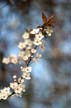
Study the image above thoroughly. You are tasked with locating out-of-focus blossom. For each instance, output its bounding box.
[0,87,11,100]
[9,55,17,64]
[22,32,30,39]
[2,57,10,64]
[31,48,36,54]
[18,42,25,49]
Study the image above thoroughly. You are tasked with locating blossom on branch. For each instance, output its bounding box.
[0,13,54,100]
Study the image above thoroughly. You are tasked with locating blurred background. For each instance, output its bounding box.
[0,0,71,108]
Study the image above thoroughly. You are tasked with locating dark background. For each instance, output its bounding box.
[0,0,71,108]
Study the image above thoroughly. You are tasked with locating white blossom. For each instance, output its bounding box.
[2,57,10,64]
[10,82,18,89]
[30,28,39,34]
[18,42,25,49]
[14,84,25,94]
[31,48,36,54]
[35,32,44,40]
[18,78,24,84]
[33,39,42,46]
[9,55,17,64]
[22,72,31,80]
[0,87,11,100]
[22,32,29,39]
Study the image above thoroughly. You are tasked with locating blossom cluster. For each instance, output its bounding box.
[0,24,53,100]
